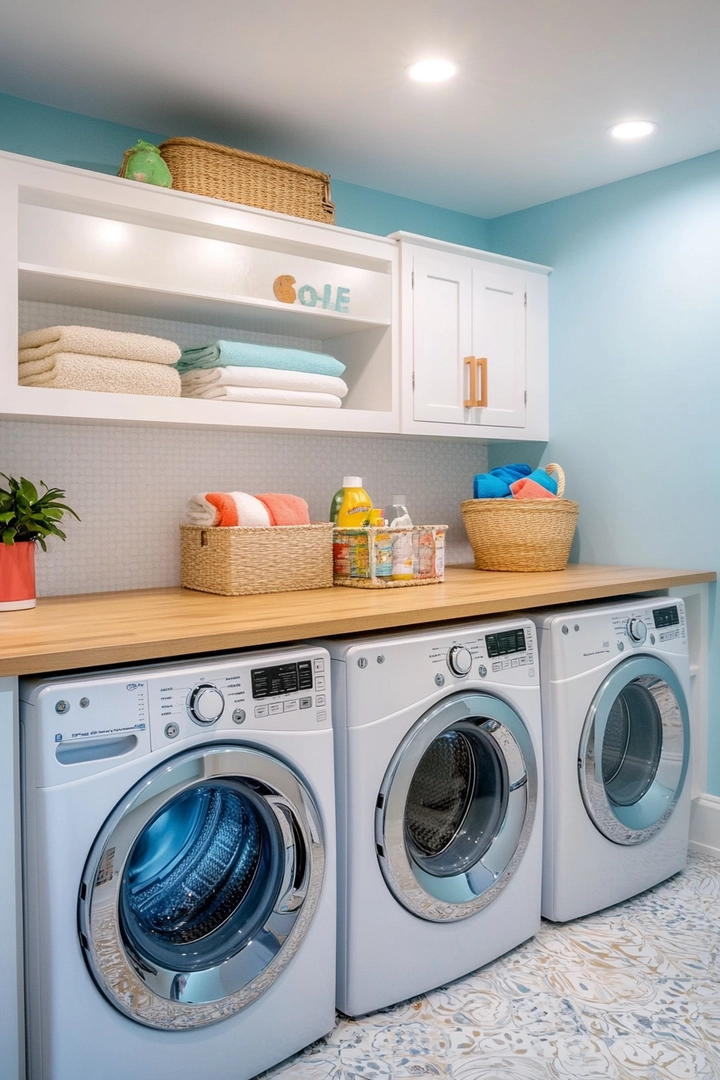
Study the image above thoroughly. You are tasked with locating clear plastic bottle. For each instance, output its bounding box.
[391,530,414,580]
[389,495,412,528]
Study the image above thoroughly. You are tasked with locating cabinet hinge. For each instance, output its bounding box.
[524,292,527,308]
[524,390,527,405]
[412,270,415,288]
[412,372,415,389]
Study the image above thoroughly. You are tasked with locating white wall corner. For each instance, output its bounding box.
[689,794,720,857]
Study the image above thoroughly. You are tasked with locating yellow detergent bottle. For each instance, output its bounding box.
[335,476,373,527]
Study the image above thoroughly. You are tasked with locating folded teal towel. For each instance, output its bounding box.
[177,340,346,377]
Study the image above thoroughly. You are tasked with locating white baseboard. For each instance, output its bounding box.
[689,794,720,857]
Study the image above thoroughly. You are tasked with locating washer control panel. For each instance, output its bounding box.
[616,602,684,649]
[148,652,327,746]
[20,647,331,782]
[425,622,535,683]
[547,598,687,679]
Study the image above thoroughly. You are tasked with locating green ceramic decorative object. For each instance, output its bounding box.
[119,140,173,188]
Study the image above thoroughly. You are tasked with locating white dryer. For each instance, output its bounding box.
[20,645,335,1080]
[323,618,543,1017]
[529,596,691,923]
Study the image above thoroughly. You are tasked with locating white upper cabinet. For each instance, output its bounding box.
[0,151,399,434]
[392,233,550,441]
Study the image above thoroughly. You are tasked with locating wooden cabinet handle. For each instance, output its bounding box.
[463,356,476,408]
[464,356,488,408]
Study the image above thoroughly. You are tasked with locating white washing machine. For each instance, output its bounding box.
[529,596,691,923]
[323,617,543,1017]
[20,645,336,1080]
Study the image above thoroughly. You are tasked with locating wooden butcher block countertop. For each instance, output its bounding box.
[0,564,714,677]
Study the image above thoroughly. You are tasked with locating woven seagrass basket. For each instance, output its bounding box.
[180,523,334,596]
[461,464,579,572]
[159,137,336,223]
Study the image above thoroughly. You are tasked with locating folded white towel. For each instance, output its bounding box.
[18,353,181,396]
[183,385,343,408]
[19,325,181,366]
[186,492,272,527]
[180,366,348,398]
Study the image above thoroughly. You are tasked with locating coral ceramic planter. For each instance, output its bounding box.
[0,541,36,610]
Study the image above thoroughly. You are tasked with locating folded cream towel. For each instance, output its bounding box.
[180,366,348,398]
[183,385,342,408]
[186,492,272,527]
[19,325,181,366]
[18,353,181,396]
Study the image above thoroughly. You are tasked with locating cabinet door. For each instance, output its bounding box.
[411,252,527,430]
[412,253,473,425]
[470,263,527,429]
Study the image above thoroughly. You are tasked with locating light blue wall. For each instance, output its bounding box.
[488,151,720,793]
[0,93,489,247]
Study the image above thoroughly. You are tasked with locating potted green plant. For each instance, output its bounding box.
[0,474,80,610]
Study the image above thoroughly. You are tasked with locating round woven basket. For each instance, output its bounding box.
[461,464,579,572]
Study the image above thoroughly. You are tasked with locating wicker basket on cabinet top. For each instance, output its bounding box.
[158,137,336,223]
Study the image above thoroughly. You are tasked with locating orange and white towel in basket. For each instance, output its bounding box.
[186,492,271,528]
[185,491,311,527]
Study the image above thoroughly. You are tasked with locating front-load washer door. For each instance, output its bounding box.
[578,656,690,845]
[375,691,538,923]
[78,743,324,1030]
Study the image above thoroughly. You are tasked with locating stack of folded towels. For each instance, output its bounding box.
[473,463,559,500]
[176,340,348,408]
[187,491,310,527]
[18,326,181,396]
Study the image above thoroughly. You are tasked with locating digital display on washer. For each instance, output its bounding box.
[485,628,527,658]
[251,661,313,699]
[653,606,679,629]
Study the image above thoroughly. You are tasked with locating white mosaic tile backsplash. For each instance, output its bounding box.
[7,302,486,596]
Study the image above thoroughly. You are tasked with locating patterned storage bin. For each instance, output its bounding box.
[333,525,447,588]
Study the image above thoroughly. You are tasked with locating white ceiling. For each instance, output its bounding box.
[2,0,720,218]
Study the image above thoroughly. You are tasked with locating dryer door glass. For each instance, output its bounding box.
[79,744,324,1030]
[578,656,690,845]
[376,691,538,923]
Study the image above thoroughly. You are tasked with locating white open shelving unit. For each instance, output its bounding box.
[1,151,399,434]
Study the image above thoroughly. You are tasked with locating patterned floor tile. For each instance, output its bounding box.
[263,852,720,1080]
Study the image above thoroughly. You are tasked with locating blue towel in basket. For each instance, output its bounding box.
[473,463,532,499]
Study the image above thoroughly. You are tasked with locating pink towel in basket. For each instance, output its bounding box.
[510,477,558,500]
[254,493,310,525]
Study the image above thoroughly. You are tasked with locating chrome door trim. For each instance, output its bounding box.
[78,744,324,1030]
[376,691,538,923]
[578,656,690,846]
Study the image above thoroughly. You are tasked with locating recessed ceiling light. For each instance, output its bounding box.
[407,59,458,83]
[609,120,657,141]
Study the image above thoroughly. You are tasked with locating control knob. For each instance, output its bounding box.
[187,683,225,725]
[626,617,647,645]
[447,644,473,677]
